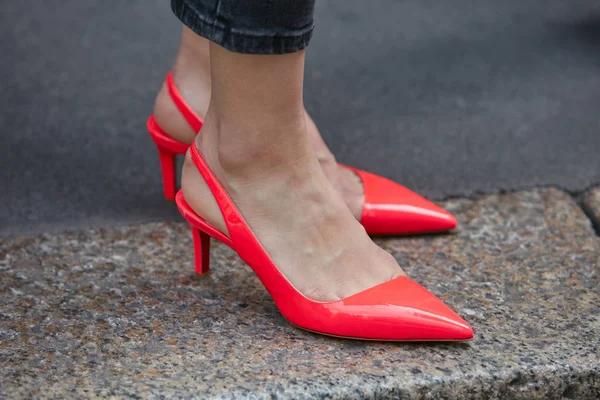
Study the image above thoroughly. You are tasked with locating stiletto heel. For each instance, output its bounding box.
[156,145,176,201]
[147,72,203,200]
[175,145,474,341]
[191,227,211,274]
[146,113,189,200]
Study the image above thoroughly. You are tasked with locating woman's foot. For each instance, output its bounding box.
[153,28,364,219]
[180,45,404,302]
[182,110,403,301]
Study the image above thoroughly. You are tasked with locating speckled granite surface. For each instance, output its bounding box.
[1,188,599,399]
[583,186,600,232]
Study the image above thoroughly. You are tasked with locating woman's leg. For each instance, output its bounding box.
[154,26,365,218]
[172,1,404,301]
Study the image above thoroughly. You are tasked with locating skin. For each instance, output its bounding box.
[155,29,405,301]
[153,27,365,219]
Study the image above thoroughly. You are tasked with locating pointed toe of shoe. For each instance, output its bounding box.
[349,276,473,341]
[344,166,457,235]
[305,276,474,341]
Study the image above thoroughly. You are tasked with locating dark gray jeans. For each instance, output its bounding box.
[171,0,316,54]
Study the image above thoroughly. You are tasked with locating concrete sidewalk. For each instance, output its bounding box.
[2,187,599,399]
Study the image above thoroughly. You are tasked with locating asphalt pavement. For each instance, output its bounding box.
[2,0,600,235]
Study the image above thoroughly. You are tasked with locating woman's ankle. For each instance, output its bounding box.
[181,106,321,237]
[196,106,314,180]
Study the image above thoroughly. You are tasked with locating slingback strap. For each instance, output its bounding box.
[166,71,204,133]
[188,145,249,247]
[187,144,295,293]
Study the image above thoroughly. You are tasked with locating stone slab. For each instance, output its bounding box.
[1,188,599,399]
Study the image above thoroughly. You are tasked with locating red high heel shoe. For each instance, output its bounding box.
[148,72,457,235]
[176,144,474,341]
[147,72,203,201]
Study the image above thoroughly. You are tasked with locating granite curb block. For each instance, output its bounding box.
[1,188,599,399]
[582,185,600,232]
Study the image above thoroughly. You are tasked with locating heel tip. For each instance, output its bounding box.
[193,271,211,280]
